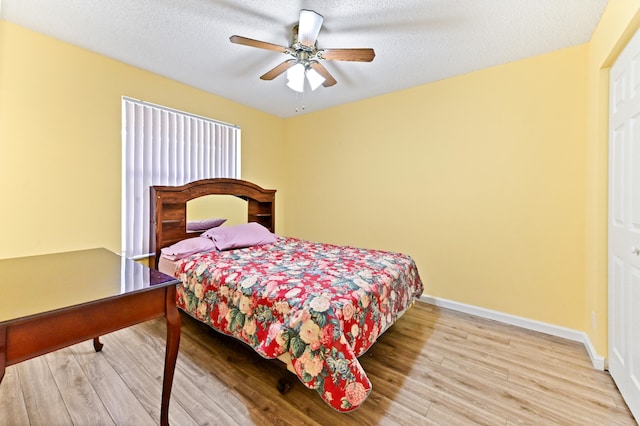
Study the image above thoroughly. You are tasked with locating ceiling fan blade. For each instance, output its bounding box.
[298,10,323,47]
[229,35,288,53]
[260,59,297,80]
[309,62,337,87]
[320,48,376,62]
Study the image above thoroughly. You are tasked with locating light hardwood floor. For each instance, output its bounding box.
[0,302,635,425]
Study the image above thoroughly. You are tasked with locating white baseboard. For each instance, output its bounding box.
[419,295,606,371]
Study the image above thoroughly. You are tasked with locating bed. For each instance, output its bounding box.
[150,178,424,412]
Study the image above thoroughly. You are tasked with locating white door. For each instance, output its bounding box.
[609,26,640,422]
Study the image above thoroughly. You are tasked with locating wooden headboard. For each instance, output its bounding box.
[150,178,276,268]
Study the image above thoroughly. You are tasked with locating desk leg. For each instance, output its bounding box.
[93,337,104,352]
[0,327,6,384]
[160,286,180,426]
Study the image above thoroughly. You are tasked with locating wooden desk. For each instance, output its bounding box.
[0,248,181,426]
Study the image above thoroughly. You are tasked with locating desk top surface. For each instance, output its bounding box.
[0,248,179,325]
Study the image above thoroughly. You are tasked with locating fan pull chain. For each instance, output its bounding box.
[294,88,306,113]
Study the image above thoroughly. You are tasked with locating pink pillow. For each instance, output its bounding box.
[202,222,277,250]
[187,218,226,232]
[160,237,217,261]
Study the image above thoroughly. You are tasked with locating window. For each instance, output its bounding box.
[122,97,240,259]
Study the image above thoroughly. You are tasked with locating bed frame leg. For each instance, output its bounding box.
[276,377,292,394]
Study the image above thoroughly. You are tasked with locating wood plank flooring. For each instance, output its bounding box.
[0,302,635,425]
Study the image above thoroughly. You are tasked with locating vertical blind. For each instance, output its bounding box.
[122,97,241,259]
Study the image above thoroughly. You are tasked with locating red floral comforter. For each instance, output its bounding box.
[174,237,423,412]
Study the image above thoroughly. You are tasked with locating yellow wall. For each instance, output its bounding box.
[585,0,640,355]
[0,20,286,259]
[283,45,588,330]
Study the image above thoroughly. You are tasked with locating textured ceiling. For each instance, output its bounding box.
[1,0,608,118]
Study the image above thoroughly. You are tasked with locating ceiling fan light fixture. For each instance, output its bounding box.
[286,62,305,92]
[297,10,323,46]
[230,9,374,90]
[306,67,325,91]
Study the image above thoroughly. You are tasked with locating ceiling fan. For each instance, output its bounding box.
[229,9,375,92]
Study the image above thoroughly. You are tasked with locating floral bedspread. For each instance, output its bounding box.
[174,237,424,412]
